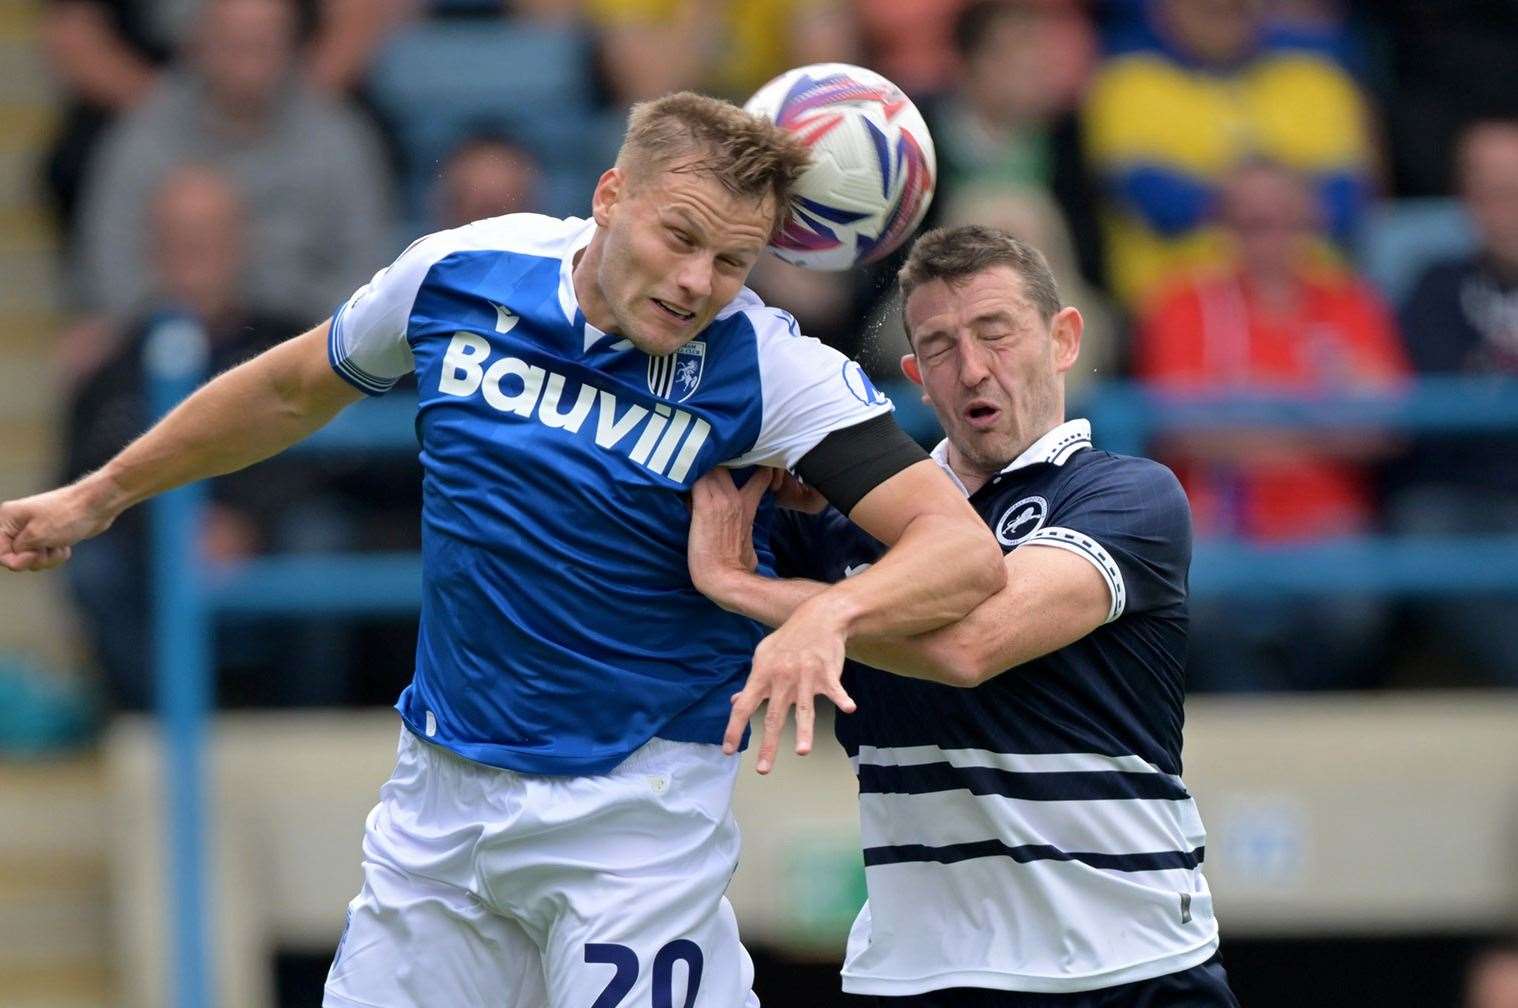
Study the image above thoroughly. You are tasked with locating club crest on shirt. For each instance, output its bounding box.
[648,342,705,402]
[996,496,1048,547]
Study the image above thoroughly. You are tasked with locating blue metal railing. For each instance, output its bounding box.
[144,319,214,1008]
[148,342,1518,1004]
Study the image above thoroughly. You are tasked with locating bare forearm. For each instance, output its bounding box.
[86,327,358,519]
[708,514,1001,645]
[708,570,827,628]
[707,542,1109,690]
[707,566,973,685]
[804,513,1003,640]
[42,4,158,109]
[705,511,1004,686]
[307,0,407,93]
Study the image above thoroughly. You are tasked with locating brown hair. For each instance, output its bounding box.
[898,225,1063,337]
[618,92,811,227]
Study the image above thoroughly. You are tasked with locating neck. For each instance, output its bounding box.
[175,289,233,325]
[962,90,1039,135]
[946,443,997,495]
[946,415,1066,495]
[571,232,615,332]
[210,97,270,136]
[1243,266,1298,312]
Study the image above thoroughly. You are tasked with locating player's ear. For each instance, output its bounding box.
[591,168,623,226]
[1050,306,1083,375]
[899,354,932,406]
[900,353,923,387]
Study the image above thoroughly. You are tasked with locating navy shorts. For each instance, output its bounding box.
[849,953,1240,1008]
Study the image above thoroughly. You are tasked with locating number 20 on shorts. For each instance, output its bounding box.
[586,940,704,1008]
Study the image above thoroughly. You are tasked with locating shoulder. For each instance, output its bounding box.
[398,214,588,272]
[1134,277,1211,366]
[98,77,187,154]
[1041,453,1192,584]
[293,89,386,146]
[1142,275,1209,319]
[136,74,196,122]
[448,212,589,259]
[713,288,801,340]
[711,291,847,370]
[1252,50,1361,100]
[1057,451,1190,521]
[1087,451,1185,496]
[1089,52,1184,101]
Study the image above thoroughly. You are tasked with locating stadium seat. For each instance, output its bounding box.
[367,21,618,228]
[1357,198,1476,308]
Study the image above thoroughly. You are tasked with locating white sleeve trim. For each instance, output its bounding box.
[328,299,402,395]
[1022,526,1126,623]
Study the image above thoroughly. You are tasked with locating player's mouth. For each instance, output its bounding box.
[652,298,696,324]
[963,400,1002,430]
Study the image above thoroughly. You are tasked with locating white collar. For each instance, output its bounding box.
[930,418,1093,494]
[554,218,620,353]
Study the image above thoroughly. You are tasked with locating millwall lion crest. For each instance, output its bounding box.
[996,496,1048,547]
[648,342,705,403]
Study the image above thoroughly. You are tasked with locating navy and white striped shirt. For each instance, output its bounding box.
[770,420,1219,995]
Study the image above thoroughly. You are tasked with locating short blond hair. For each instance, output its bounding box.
[618,92,811,226]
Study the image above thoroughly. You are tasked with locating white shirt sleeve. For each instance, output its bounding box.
[327,234,442,395]
[725,308,895,470]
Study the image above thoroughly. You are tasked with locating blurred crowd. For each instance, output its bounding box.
[33,0,1518,711]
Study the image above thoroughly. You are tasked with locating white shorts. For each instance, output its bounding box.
[324,728,759,1008]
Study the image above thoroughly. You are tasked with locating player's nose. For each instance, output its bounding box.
[675,254,714,304]
[958,336,992,385]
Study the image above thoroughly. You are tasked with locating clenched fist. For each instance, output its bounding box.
[0,480,119,572]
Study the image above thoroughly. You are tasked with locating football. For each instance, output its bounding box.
[744,63,937,271]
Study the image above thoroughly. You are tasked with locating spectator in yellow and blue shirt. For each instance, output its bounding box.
[1083,0,1374,308]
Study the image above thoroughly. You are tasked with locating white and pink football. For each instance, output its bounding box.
[744,63,937,271]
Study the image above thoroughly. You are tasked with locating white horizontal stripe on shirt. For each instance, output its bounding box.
[858,790,1206,861]
[854,744,1177,781]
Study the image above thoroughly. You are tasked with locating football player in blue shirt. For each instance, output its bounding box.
[0,95,1005,1007]
[688,225,1240,1006]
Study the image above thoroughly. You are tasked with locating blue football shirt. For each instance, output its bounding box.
[327,213,892,774]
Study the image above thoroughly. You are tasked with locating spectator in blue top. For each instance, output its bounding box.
[1390,117,1518,686]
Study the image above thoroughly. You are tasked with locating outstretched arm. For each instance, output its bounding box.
[0,321,362,572]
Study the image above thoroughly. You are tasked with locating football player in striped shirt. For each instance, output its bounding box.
[0,97,1007,1008]
[690,225,1239,1006]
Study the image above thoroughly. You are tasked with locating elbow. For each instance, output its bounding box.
[938,635,994,689]
[967,530,1007,599]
